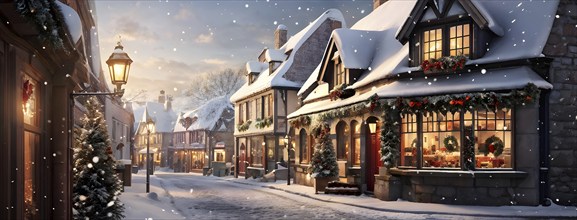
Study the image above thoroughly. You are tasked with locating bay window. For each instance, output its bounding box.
[399,109,512,170]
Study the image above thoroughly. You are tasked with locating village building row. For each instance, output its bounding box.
[232,0,576,207]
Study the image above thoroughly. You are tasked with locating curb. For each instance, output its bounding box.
[225,178,576,219]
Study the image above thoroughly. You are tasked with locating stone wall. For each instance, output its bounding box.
[542,0,577,206]
[284,19,341,83]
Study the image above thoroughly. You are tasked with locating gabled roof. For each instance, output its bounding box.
[396,0,504,44]
[133,102,177,134]
[230,9,346,103]
[265,49,287,62]
[174,96,233,132]
[292,0,558,118]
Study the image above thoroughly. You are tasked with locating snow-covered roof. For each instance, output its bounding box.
[246,61,267,74]
[297,0,558,105]
[298,63,321,96]
[350,0,558,89]
[289,66,552,119]
[174,96,233,132]
[331,29,381,69]
[230,9,346,103]
[56,1,82,43]
[265,49,287,62]
[134,102,177,133]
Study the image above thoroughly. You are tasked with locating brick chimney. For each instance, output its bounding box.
[373,0,388,10]
[158,90,166,103]
[274,24,287,49]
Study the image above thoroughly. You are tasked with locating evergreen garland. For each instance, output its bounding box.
[463,126,475,170]
[379,107,400,169]
[72,97,124,219]
[309,122,339,178]
[14,0,69,50]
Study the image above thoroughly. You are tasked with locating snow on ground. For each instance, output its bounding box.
[121,170,577,219]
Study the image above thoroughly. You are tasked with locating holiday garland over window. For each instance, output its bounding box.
[254,117,273,129]
[421,55,467,72]
[15,0,69,50]
[236,120,251,132]
[288,115,311,129]
[291,83,540,171]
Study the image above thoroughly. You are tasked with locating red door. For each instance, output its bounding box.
[239,144,246,173]
[366,124,382,192]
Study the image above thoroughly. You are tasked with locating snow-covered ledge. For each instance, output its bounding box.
[389,168,528,179]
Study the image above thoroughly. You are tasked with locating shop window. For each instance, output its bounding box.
[449,24,470,56]
[422,112,461,168]
[399,109,512,170]
[351,120,361,166]
[336,121,349,160]
[475,109,512,169]
[249,137,264,166]
[299,129,308,163]
[22,76,38,126]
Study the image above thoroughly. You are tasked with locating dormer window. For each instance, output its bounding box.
[421,22,471,63]
[334,58,345,86]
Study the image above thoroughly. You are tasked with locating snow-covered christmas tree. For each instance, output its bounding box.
[72,97,124,219]
[310,122,339,178]
[380,110,400,169]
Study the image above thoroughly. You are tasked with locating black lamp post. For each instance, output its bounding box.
[143,112,155,193]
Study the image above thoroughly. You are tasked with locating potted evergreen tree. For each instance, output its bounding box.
[72,97,124,219]
[309,122,339,194]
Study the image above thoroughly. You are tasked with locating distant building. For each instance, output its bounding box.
[133,90,177,168]
[230,9,345,178]
[105,97,134,164]
[171,96,234,173]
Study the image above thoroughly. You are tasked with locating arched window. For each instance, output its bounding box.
[336,121,349,160]
[299,129,308,163]
[351,120,361,166]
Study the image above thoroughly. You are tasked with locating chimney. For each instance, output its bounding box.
[274,25,287,49]
[164,95,172,111]
[158,90,166,103]
[373,0,388,10]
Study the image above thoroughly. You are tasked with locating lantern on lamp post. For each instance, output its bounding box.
[106,41,133,96]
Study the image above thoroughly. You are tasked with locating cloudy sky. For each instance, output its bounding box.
[94,0,372,102]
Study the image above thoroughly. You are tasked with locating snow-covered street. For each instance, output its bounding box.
[120,171,577,220]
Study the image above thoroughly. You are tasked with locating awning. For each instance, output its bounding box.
[289,66,551,118]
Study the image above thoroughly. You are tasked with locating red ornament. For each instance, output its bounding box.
[449,100,455,105]
[526,96,532,101]
[488,144,495,153]
[466,96,471,101]
[23,80,34,103]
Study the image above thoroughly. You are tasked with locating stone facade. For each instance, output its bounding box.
[284,19,342,83]
[542,0,577,206]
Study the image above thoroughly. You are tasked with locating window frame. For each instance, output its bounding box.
[334,58,345,87]
[415,19,473,66]
[398,109,515,171]
[299,129,309,164]
[336,121,349,161]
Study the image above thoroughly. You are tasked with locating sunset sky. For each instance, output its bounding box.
[94,0,372,102]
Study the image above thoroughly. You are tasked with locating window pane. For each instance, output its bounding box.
[475,110,512,169]
[423,28,442,60]
[400,114,418,167]
[24,131,39,218]
[336,122,349,160]
[422,112,461,168]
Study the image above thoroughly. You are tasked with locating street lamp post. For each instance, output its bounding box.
[284,135,291,185]
[143,115,155,193]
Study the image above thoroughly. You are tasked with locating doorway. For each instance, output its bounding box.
[365,117,380,192]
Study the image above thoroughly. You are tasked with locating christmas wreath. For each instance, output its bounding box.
[443,135,459,152]
[484,135,504,157]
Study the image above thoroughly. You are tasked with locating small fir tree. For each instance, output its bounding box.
[72,97,124,219]
[380,108,400,169]
[310,122,339,178]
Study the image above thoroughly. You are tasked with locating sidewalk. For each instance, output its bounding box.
[217,174,577,219]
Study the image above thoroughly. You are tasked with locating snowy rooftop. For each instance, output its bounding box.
[133,102,177,133]
[265,49,287,62]
[174,96,233,132]
[293,0,558,117]
[230,9,346,103]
